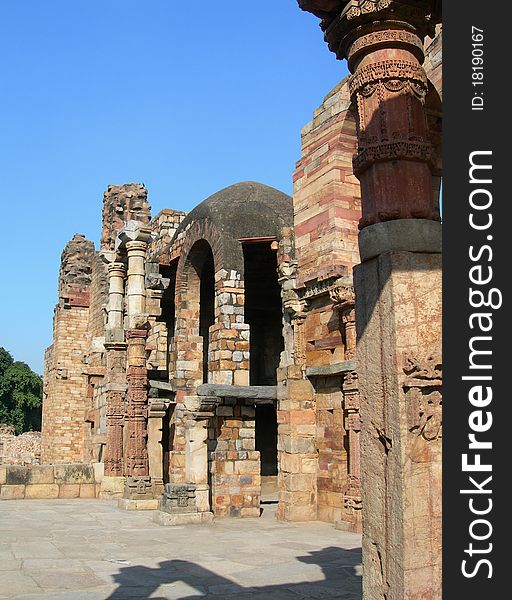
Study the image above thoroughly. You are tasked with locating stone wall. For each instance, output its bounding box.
[277,78,362,528]
[209,401,260,517]
[293,79,361,287]
[0,463,100,500]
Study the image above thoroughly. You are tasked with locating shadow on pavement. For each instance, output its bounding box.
[105,546,362,599]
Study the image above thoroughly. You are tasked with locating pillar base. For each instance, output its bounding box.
[99,476,125,499]
[123,476,153,500]
[118,498,159,511]
[153,510,214,526]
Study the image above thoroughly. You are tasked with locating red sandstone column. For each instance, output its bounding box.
[125,329,149,476]
[298,2,442,598]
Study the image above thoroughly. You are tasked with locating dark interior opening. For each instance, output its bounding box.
[197,244,215,384]
[243,242,283,385]
[256,404,278,476]
[159,261,178,360]
[162,406,172,484]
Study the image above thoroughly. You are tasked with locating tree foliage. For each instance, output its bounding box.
[0,347,42,434]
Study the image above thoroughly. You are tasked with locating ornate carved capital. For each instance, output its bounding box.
[317,1,441,61]
[283,289,308,318]
[330,277,355,311]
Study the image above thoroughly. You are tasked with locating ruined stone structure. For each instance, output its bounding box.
[40,3,442,597]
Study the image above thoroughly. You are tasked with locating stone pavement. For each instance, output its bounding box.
[0,499,362,599]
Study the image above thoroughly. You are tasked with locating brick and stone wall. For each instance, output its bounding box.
[209,401,260,517]
[293,79,361,287]
[42,235,95,464]
[277,79,362,528]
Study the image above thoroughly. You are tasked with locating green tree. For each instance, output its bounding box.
[0,347,42,434]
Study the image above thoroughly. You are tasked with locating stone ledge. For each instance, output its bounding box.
[197,384,277,400]
[0,463,100,500]
[305,359,357,377]
[117,498,159,511]
[153,510,214,526]
[359,219,442,262]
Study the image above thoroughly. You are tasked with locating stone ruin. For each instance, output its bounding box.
[30,3,443,598]
[0,426,41,465]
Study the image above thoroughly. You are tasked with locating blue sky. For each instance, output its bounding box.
[0,1,347,374]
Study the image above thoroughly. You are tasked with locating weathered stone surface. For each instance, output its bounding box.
[153,509,214,526]
[53,464,93,485]
[5,466,30,486]
[99,476,125,499]
[58,484,81,499]
[25,484,59,499]
[358,219,442,262]
[118,498,159,511]
[0,485,25,500]
[305,359,357,377]
[355,250,442,599]
[79,484,96,498]
[26,465,55,485]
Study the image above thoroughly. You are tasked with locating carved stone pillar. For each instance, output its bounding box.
[104,386,125,477]
[147,398,167,496]
[103,262,128,479]
[330,276,356,360]
[124,328,152,499]
[297,2,442,598]
[342,370,362,530]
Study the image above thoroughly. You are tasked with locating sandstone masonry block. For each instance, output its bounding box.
[25,484,60,499]
[0,484,25,499]
[27,465,55,485]
[59,484,81,499]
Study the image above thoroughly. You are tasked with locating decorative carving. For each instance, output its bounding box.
[403,354,442,441]
[302,275,341,300]
[347,29,423,65]
[349,60,428,96]
[104,342,127,477]
[331,279,356,359]
[282,289,307,317]
[345,0,391,20]
[124,475,152,500]
[330,279,355,310]
[125,364,150,476]
[353,140,436,176]
[344,475,362,511]
[159,483,197,514]
[278,260,298,283]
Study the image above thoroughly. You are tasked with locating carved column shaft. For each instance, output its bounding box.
[104,327,127,477]
[348,29,438,228]
[126,240,147,326]
[125,328,149,478]
[107,262,126,330]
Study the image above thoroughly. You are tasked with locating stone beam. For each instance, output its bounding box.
[196,384,277,400]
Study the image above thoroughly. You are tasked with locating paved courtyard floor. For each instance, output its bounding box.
[0,500,362,600]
